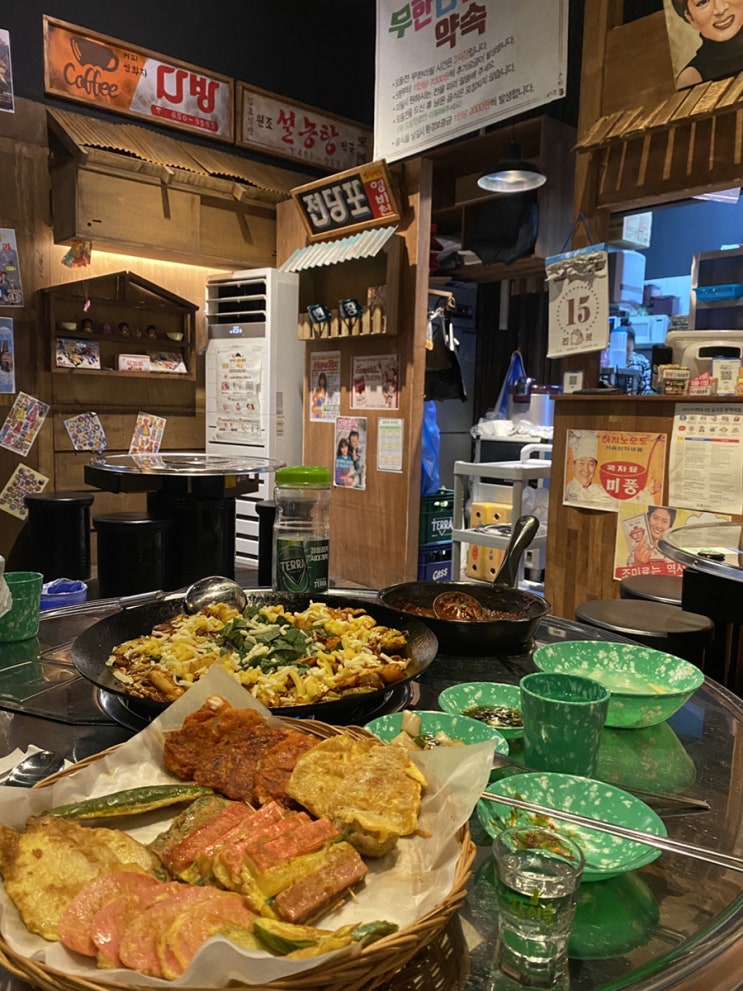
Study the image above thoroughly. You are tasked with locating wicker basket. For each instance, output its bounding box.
[0,720,476,991]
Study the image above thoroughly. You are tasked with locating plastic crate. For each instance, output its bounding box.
[419,488,454,546]
[418,544,453,582]
[695,284,743,301]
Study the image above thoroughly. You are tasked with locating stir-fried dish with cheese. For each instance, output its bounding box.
[106,600,412,707]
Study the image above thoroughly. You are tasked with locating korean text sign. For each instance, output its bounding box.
[291,161,402,241]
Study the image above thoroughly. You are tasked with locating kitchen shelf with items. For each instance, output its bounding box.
[690,247,743,331]
[41,271,197,380]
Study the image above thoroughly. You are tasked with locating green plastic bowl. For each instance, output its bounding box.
[365,709,509,754]
[437,682,524,739]
[532,641,704,729]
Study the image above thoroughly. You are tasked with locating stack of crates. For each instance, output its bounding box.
[418,488,454,581]
[466,500,513,581]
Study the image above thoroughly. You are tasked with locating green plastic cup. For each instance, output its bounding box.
[520,671,610,778]
[0,572,43,642]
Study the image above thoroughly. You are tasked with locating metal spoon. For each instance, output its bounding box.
[183,575,248,614]
[0,750,65,788]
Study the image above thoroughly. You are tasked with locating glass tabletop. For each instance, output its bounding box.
[659,521,743,582]
[88,452,283,477]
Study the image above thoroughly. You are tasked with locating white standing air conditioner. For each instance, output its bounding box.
[205,268,303,568]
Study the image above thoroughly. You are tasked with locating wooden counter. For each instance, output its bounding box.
[544,394,743,620]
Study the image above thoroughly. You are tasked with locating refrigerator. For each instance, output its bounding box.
[205,268,303,568]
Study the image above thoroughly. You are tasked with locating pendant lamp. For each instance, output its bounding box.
[477,141,546,194]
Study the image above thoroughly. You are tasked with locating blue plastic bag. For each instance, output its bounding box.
[421,400,441,495]
[493,350,526,419]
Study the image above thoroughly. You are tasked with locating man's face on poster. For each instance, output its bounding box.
[574,456,598,488]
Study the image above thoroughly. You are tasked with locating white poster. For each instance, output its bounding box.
[378,417,404,472]
[309,351,341,422]
[351,354,400,410]
[669,404,743,515]
[546,249,610,358]
[374,0,568,162]
[215,344,264,443]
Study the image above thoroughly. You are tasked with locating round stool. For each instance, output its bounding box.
[93,512,171,597]
[22,491,95,580]
[619,575,683,606]
[574,599,714,667]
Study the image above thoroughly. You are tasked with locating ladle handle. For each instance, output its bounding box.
[492,515,540,589]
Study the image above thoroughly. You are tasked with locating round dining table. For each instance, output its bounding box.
[0,591,741,991]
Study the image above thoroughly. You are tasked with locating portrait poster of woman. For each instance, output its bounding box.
[663,0,743,89]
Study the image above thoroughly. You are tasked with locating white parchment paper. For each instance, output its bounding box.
[0,665,494,986]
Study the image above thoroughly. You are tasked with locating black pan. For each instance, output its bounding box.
[71,590,439,723]
[378,515,550,655]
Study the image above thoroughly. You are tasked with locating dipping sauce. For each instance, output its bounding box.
[462,703,524,728]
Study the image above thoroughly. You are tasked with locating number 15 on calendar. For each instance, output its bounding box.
[546,249,610,359]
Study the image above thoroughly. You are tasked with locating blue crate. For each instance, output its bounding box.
[695,284,743,301]
[417,544,452,582]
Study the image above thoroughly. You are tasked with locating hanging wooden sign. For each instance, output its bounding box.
[291,160,403,242]
[43,16,234,142]
[546,247,610,359]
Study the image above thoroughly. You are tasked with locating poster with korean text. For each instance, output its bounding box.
[0,317,15,394]
[351,354,399,410]
[378,418,404,472]
[214,344,264,443]
[0,228,23,306]
[0,392,49,457]
[237,83,371,172]
[669,404,743,515]
[546,249,609,358]
[0,464,48,520]
[309,351,341,422]
[374,0,568,161]
[44,16,233,141]
[563,429,667,512]
[0,28,15,113]
[334,415,367,489]
[64,411,107,452]
[613,503,731,581]
[129,412,166,454]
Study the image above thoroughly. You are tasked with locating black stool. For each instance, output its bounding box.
[93,512,171,597]
[575,599,715,667]
[619,575,683,606]
[18,491,95,580]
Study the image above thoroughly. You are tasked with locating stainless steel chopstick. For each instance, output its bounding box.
[481,791,743,874]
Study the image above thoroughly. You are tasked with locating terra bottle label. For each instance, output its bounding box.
[275,538,329,593]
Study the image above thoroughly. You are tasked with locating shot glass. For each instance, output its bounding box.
[520,672,610,777]
[489,825,585,990]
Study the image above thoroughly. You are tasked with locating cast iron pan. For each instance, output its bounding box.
[378,516,550,655]
[71,590,439,723]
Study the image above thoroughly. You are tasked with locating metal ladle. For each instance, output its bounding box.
[432,515,541,621]
[183,575,248,615]
[0,750,65,788]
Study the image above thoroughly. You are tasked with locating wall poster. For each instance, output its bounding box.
[0,28,15,114]
[0,317,15,394]
[374,0,568,162]
[662,0,743,90]
[668,404,743,515]
[351,354,399,410]
[546,248,609,358]
[378,417,404,473]
[334,415,367,489]
[563,429,667,511]
[0,228,23,306]
[43,16,234,141]
[309,351,341,422]
[214,344,264,443]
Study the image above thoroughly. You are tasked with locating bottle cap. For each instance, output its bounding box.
[275,465,331,487]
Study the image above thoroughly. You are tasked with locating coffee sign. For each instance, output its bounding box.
[43,16,234,142]
[291,160,403,242]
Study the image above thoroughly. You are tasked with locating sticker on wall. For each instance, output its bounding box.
[61,239,92,268]
[351,354,399,410]
[334,415,367,489]
[563,429,667,511]
[0,392,50,457]
[0,464,49,519]
[129,411,166,454]
[0,29,15,114]
[310,351,340,421]
[64,411,107,452]
[0,317,15,394]
[0,228,23,306]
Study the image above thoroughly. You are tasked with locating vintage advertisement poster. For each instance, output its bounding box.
[43,16,234,141]
[374,0,568,162]
[668,404,743,515]
[309,351,341,422]
[0,464,49,520]
[351,354,399,410]
[377,417,404,473]
[0,29,15,114]
[0,392,49,457]
[56,338,100,369]
[129,411,166,454]
[334,415,367,489]
[662,0,743,90]
[613,503,732,581]
[0,228,23,306]
[64,411,107,452]
[0,317,15,394]
[237,83,371,172]
[563,429,667,512]
[215,344,264,443]
[546,249,610,358]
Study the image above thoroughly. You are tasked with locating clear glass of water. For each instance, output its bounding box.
[489,825,585,990]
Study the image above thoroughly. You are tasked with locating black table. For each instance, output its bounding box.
[1,595,741,991]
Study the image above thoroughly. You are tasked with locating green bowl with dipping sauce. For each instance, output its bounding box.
[437,682,524,739]
[477,770,666,881]
[365,709,509,754]
[532,641,704,729]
